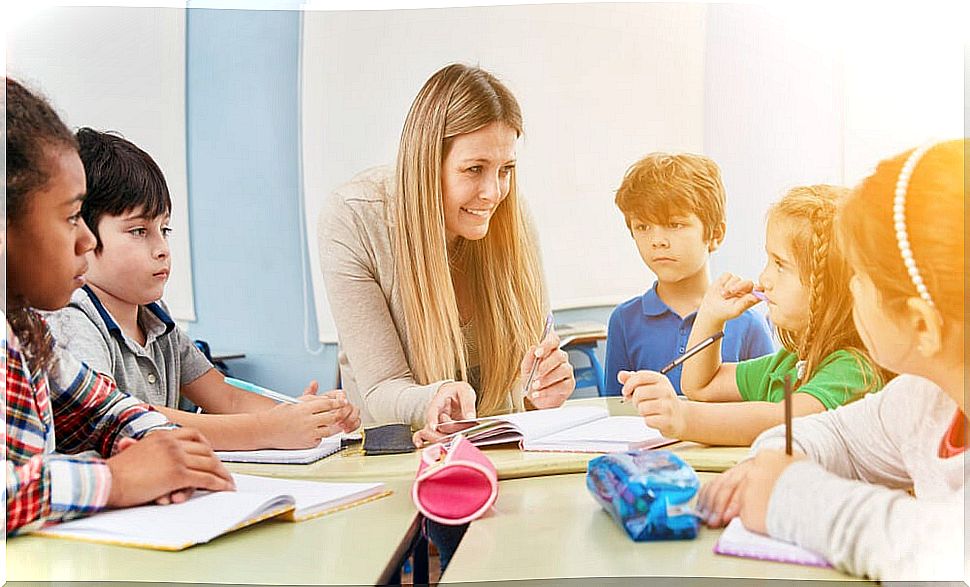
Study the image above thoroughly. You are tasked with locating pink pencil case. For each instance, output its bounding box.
[411,434,498,525]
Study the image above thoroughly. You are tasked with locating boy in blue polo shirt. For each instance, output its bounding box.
[46,128,360,450]
[605,152,774,395]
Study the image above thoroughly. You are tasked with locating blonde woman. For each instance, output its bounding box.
[318,64,576,449]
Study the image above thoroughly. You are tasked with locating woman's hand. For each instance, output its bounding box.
[620,370,688,439]
[412,381,477,447]
[699,272,762,325]
[520,329,574,409]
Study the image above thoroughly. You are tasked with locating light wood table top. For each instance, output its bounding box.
[226,397,749,482]
[6,480,417,586]
[443,473,872,583]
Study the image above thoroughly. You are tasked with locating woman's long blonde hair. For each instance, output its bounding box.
[393,63,545,416]
[768,186,889,390]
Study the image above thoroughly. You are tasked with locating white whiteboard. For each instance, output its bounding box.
[302,3,708,342]
[7,6,196,321]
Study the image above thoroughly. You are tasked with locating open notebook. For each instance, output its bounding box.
[215,435,343,464]
[714,518,831,568]
[437,405,675,453]
[33,474,388,551]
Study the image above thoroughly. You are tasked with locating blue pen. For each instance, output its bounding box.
[225,377,299,404]
[522,313,555,399]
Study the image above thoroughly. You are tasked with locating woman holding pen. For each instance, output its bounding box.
[318,64,576,448]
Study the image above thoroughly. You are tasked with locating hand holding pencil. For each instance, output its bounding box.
[520,313,575,409]
[619,370,688,439]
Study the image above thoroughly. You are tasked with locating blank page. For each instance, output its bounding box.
[523,416,673,452]
[35,490,291,550]
[714,518,831,568]
[233,474,385,520]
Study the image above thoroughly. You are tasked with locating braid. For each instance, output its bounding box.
[769,185,884,392]
[798,199,836,386]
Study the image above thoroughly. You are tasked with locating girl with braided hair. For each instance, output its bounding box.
[620,185,887,447]
[696,140,965,581]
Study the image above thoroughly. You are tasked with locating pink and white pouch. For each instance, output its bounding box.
[411,434,498,525]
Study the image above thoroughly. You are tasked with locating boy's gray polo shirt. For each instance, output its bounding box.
[45,286,212,408]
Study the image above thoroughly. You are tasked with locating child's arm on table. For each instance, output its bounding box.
[622,370,825,446]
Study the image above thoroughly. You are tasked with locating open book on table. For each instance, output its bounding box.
[33,474,388,551]
[436,405,675,453]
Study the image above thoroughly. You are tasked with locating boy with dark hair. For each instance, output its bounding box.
[605,152,774,395]
[46,128,360,450]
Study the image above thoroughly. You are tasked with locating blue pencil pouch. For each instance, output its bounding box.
[586,450,700,541]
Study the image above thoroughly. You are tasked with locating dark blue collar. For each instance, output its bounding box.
[81,285,175,337]
[640,282,673,317]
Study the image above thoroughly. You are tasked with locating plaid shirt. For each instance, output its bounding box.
[4,315,175,534]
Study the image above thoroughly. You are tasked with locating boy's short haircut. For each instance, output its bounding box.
[614,152,726,241]
[76,128,172,253]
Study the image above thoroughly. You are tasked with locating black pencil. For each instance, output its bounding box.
[659,331,725,375]
[784,374,793,455]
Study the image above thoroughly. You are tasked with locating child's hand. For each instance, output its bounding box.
[699,273,763,324]
[106,428,235,508]
[696,459,754,528]
[264,393,356,449]
[738,450,805,534]
[319,389,361,433]
[114,437,194,505]
[413,381,477,448]
[520,329,575,409]
[696,450,805,531]
[619,370,688,439]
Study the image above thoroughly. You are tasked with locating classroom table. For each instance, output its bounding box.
[225,396,750,482]
[6,480,418,586]
[442,473,873,584]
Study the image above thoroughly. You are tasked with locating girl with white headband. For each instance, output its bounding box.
[698,139,966,580]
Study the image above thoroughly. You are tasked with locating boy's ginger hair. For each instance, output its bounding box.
[614,152,726,242]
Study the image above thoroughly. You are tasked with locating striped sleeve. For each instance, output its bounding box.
[49,343,175,456]
[5,453,112,534]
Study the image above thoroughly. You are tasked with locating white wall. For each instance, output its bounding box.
[7,6,197,321]
[302,3,708,342]
[704,3,966,282]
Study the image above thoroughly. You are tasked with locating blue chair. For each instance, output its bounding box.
[557,322,608,396]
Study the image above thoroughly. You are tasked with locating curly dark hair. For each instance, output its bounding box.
[5,77,79,373]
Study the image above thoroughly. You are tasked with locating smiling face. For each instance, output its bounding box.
[630,212,718,284]
[758,216,811,332]
[440,121,518,243]
[5,147,96,310]
[85,208,172,305]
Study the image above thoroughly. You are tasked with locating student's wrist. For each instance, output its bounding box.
[692,310,726,338]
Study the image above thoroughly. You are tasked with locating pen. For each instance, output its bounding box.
[620,331,726,403]
[784,374,793,455]
[659,331,725,375]
[523,313,555,399]
[225,377,299,404]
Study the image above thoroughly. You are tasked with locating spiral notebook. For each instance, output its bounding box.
[215,435,343,464]
[714,518,831,568]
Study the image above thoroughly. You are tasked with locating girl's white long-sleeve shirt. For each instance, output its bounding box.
[751,374,966,581]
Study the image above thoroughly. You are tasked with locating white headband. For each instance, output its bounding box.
[892,142,936,307]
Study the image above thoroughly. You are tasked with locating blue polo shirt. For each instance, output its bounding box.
[605,282,775,396]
